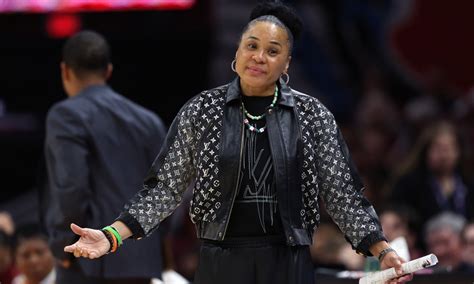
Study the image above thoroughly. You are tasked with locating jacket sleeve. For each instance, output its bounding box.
[117,97,200,238]
[44,105,92,260]
[315,109,385,256]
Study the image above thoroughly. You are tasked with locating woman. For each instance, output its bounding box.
[64,2,411,283]
[390,121,474,230]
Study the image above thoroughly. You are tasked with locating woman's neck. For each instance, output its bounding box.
[240,81,275,97]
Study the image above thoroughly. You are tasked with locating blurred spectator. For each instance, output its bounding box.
[424,212,474,273]
[310,223,344,269]
[0,212,15,236]
[379,205,422,260]
[462,222,474,266]
[389,121,474,228]
[310,222,364,271]
[352,74,401,208]
[12,224,55,284]
[336,243,365,271]
[0,230,19,284]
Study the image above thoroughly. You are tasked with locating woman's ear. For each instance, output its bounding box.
[60,62,69,81]
[285,56,292,73]
[105,64,113,80]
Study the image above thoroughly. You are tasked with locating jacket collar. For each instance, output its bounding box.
[74,84,111,98]
[225,77,294,107]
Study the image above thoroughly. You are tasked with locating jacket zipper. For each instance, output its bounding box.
[221,110,245,239]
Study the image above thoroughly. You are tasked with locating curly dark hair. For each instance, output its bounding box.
[239,1,303,53]
[249,1,302,40]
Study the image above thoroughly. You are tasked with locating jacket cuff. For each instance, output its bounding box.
[116,212,145,239]
[355,231,386,257]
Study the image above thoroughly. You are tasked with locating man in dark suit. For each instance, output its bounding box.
[44,30,167,284]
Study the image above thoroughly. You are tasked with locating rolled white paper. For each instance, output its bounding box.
[359,254,438,284]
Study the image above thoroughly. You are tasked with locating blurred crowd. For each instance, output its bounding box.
[309,100,474,275]
[291,0,474,277]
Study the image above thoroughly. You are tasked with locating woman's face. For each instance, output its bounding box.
[426,131,459,174]
[235,21,291,89]
[15,238,54,282]
[426,227,463,268]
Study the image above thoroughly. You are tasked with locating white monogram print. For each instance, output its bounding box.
[125,84,380,248]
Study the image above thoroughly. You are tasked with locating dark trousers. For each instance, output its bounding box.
[56,263,151,284]
[194,237,315,284]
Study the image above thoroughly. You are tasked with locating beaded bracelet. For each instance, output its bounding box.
[101,229,117,253]
[102,226,123,247]
[378,247,396,262]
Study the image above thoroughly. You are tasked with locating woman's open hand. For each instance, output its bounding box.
[64,223,110,259]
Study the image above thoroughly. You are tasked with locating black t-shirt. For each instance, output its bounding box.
[225,94,284,238]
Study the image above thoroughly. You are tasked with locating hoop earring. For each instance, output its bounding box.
[280,72,289,84]
[231,60,237,72]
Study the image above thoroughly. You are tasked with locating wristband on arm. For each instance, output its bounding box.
[101,226,123,253]
[101,229,117,253]
[103,226,123,246]
[378,247,396,262]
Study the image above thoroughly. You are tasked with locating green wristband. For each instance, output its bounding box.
[103,226,122,246]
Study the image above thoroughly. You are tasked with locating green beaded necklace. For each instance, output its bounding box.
[241,86,278,121]
[241,85,279,133]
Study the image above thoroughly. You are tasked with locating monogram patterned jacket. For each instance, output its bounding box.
[118,78,385,255]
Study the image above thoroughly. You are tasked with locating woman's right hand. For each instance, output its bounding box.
[64,223,110,259]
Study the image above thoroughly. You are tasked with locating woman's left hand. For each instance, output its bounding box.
[379,251,413,284]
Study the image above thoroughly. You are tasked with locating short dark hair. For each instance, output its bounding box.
[0,229,11,248]
[62,30,111,79]
[13,224,48,253]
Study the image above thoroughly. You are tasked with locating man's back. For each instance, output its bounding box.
[44,84,167,279]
